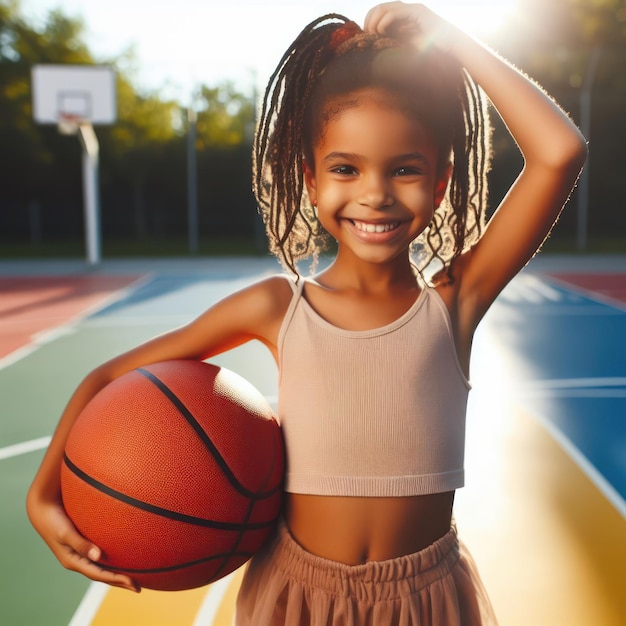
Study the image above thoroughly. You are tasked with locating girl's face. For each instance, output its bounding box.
[304,89,449,268]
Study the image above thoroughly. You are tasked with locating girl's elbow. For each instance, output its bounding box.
[552,138,588,191]
[560,125,588,170]
[568,132,589,171]
[537,132,587,175]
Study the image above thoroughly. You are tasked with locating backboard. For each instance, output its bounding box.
[31,64,116,125]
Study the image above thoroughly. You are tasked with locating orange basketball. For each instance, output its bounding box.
[61,360,284,591]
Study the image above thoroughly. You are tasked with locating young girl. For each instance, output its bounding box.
[27,3,587,624]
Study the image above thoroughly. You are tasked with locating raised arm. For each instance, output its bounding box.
[365,2,588,319]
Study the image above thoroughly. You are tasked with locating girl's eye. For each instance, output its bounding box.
[394,166,421,177]
[330,165,357,176]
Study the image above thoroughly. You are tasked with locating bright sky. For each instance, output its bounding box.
[20,0,518,103]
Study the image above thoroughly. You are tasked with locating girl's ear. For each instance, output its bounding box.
[434,162,452,208]
[303,158,317,206]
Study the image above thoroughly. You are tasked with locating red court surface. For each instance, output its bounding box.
[0,276,141,360]
[548,273,626,304]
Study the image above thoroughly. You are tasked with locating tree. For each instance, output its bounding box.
[487,0,626,243]
[194,82,256,148]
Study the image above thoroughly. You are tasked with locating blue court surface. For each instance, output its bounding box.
[1,255,624,625]
[486,270,625,516]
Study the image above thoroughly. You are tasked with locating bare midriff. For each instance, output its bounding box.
[284,491,455,565]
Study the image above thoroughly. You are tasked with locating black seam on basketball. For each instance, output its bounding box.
[63,453,275,531]
[211,480,258,581]
[102,550,254,575]
[210,426,283,581]
[136,367,281,499]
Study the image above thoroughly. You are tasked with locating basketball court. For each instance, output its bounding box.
[1,255,625,625]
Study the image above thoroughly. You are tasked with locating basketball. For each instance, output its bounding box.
[60,360,284,591]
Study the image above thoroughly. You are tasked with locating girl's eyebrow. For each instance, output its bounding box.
[393,152,432,166]
[321,151,359,165]
[321,151,432,165]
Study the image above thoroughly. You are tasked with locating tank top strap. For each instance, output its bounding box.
[284,275,304,295]
[277,276,305,361]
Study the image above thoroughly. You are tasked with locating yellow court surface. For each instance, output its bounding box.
[90,568,245,626]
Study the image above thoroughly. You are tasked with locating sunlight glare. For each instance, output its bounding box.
[437,0,519,38]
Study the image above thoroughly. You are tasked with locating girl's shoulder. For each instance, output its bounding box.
[199,274,295,352]
[239,273,296,322]
[256,273,296,298]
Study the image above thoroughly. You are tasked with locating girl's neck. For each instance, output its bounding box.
[317,250,419,294]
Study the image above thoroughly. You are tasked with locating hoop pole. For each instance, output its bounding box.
[77,123,101,265]
[187,106,199,254]
[577,45,601,252]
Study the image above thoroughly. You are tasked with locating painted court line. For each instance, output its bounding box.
[537,389,626,398]
[517,377,626,398]
[547,275,626,311]
[0,436,51,460]
[68,582,109,626]
[520,377,626,389]
[469,375,625,395]
[0,274,153,371]
[64,570,237,626]
[517,376,626,516]
[0,343,40,371]
[192,572,236,626]
[528,406,626,520]
[84,315,194,327]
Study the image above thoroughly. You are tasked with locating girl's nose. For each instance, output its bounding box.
[358,174,393,209]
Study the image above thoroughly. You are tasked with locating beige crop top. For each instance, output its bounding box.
[277,278,470,497]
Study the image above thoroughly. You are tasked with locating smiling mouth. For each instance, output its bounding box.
[350,219,401,234]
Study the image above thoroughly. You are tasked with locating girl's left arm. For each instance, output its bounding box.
[366,3,588,319]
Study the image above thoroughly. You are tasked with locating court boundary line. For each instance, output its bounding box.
[0,273,154,372]
[517,275,626,519]
[68,582,109,626]
[526,405,626,519]
[516,377,626,398]
[519,377,626,389]
[64,572,236,626]
[192,572,236,626]
[0,274,155,465]
[525,389,626,398]
[545,274,626,312]
[0,436,51,460]
[0,344,41,371]
[0,392,276,461]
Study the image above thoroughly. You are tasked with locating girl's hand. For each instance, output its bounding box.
[27,490,140,593]
[364,2,462,53]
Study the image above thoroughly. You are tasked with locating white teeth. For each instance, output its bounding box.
[352,220,399,233]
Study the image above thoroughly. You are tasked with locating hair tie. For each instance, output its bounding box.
[328,21,362,53]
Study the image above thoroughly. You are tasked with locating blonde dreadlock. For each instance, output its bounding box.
[253,14,491,281]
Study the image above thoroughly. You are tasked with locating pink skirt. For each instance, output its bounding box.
[235,522,497,626]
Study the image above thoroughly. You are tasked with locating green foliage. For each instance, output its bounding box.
[571,0,626,45]
[194,83,256,148]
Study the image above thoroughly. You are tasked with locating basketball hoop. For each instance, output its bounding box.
[31,64,117,266]
[57,113,83,136]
